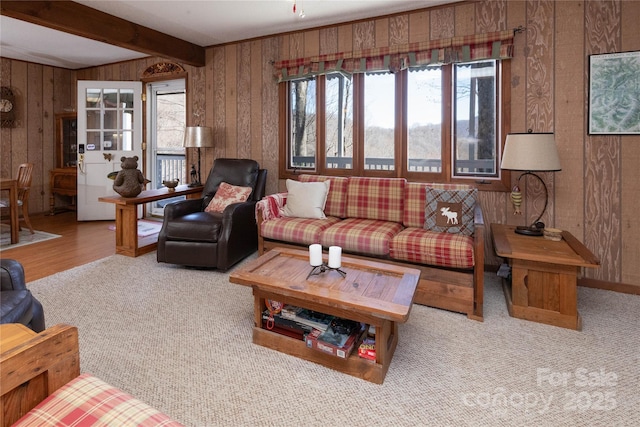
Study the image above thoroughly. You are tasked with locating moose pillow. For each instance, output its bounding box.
[424,184,477,236]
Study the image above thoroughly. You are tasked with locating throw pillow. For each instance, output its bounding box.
[424,185,477,236]
[205,182,252,213]
[283,179,330,219]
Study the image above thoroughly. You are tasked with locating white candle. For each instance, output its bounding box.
[328,246,342,269]
[309,244,323,266]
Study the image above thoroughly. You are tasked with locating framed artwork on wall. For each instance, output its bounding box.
[588,51,640,135]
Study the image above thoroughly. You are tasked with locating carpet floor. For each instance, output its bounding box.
[28,253,639,426]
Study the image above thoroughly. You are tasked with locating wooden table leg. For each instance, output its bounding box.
[114,204,139,257]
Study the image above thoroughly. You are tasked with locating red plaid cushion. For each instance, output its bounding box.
[299,175,348,218]
[403,182,427,228]
[390,227,475,269]
[261,216,341,246]
[346,177,405,223]
[13,373,184,427]
[320,218,403,256]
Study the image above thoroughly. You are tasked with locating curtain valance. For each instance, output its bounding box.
[274,30,514,82]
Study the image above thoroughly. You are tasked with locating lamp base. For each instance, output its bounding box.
[188,182,201,188]
[515,225,543,236]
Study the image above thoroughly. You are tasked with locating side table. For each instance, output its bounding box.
[491,223,599,330]
[99,185,202,257]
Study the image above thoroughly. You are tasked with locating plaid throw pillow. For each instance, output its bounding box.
[424,185,477,236]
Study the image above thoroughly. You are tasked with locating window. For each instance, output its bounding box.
[281,60,509,190]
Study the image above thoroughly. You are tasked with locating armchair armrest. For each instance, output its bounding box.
[255,192,287,224]
[217,201,259,270]
[1,259,27,291]
[162,198,203,221]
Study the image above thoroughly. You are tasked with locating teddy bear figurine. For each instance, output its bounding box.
[112,156,147,197]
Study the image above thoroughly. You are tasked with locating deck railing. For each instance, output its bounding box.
[156,154,186,188]
[292,156,495,173]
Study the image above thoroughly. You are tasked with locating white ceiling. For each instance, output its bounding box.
[0,0,460,69]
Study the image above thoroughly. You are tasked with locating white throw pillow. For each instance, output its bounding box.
[283,179,330,219]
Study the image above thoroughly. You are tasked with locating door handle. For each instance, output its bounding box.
[78,154,85,174]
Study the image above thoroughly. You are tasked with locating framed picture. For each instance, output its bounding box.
[588,51,640,135]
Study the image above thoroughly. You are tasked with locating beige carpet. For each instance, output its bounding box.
[28,253,639,426]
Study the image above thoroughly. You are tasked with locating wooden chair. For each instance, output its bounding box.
[1,163,34,234]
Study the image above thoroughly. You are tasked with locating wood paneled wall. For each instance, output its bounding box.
[1,59,75,214]
[1,1,638,285]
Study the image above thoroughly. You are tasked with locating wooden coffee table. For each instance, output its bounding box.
[229,247,420,384]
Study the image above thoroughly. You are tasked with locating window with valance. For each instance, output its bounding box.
[274,30,514,81]
[275,30,515,190]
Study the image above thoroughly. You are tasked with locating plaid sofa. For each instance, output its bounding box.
[256,175,485,320]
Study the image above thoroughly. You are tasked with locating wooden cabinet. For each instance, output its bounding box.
[50,113,77,214]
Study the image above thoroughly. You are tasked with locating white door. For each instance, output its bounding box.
[77,81,143,221]
[147,79,186,216]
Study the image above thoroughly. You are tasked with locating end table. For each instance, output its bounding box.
[491,223,600,330]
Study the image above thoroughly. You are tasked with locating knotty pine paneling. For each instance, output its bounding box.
[409,10,429,43]
[224,44,238,159]
[319,27,338,55]
[430,6,455,40]
[585,0,622,282]
[525,0,555,231]
[375,18,390,48]
[212,46,226,161]
[353,21,375,50]
[237,41,253,160]
[261,37,280,195]
[555,1,585,240]
[620,0,640,285]
[337,24,354,53]
[250,40,264,163]
[476,0,506,33]
[455,2,476,36]
[389,15,409,46]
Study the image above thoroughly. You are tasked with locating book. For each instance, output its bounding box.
[293,309,334,332]
[262,310,313,336]
[261,319,305,340]
[305,323,366,359]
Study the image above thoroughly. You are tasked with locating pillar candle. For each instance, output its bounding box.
[328,246,342,269]
[309,244,323,266]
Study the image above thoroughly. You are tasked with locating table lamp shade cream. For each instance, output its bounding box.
[501,132,561,172]
[183,126,214,148]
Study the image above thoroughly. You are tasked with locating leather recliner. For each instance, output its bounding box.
[157,158,267,270]
[1,258,45,332]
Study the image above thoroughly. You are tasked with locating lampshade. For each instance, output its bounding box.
[500,132,561,172]
[183,126,214,149]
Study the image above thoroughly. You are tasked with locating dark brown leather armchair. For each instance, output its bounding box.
[1,258,45,332]
[157,158,267,270]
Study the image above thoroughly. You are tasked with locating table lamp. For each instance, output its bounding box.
[500,130,561,236]
[183,126,214,187]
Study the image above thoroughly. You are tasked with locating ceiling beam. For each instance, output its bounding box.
[0,1,205,67]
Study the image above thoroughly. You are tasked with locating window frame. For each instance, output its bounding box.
[279,60,512,192]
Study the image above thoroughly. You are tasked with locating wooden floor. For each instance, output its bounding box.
[1,211,116,283]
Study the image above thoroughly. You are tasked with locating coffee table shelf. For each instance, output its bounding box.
[230,247,420,384]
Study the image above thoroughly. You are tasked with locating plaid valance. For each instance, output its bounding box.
[274,30,514,81]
